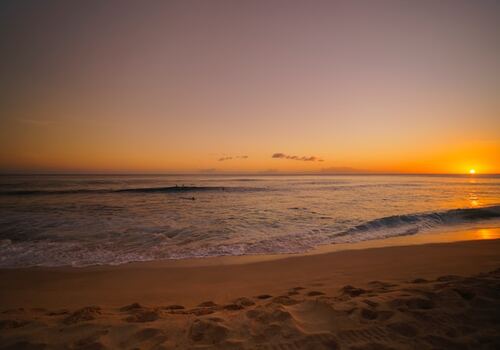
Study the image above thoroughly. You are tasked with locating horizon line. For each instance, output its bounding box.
[0,171,498,177]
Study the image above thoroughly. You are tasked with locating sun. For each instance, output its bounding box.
[469,168,476,174]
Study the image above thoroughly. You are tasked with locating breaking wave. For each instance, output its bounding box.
[0,205,498,267]
[338,205,500,239]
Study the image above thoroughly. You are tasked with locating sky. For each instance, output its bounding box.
[1,0,499,174]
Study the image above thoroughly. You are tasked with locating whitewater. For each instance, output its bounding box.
[0,174,499,267]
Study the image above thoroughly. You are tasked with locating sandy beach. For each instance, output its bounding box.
[1,229,499,349]
[2,0,500,348]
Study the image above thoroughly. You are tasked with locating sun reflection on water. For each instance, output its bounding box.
[468,192,480,207]
[477,229,498,240]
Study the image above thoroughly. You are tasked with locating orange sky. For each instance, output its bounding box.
[1,0,499,174]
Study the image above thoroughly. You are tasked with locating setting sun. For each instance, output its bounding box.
[0,2,500,348]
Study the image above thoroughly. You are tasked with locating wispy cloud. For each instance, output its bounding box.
[272,153,324,162]
[218,155,249,161]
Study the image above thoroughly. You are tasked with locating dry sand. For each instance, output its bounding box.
[0,232,499,349]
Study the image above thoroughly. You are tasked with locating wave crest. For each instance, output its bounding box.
[335,205,500,241]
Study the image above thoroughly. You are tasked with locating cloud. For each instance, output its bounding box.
[218,155,249,161]
[272,153,286,159]
[272,153,324,162]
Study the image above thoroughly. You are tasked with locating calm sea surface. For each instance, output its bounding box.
[0,174,499,267]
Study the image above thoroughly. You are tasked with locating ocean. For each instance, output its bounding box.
[0,174,499,267]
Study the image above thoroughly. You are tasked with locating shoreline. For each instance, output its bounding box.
[1,232,499,310]
[2,223,499,271]
[1,232,499,349]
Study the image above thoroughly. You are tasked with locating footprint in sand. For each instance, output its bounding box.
[186,301,219,315]
[119,303,162,323]
[187,308,216,316]
[63,306,101,325]
[271,295,300,306]
[359,308,378,320]
[46,309,70,316]
[340,285,367,297]
[223,303,243,311]
[124,309,161,323]
[233,297,255,306]
[134,328,164,341]
[410,278,429,284]
[287,300,353,333]
[224,297,256,310]
[307,291,325,297]
[189,318,229,344]
[120,302,142,312]
[256,294,273,300]
[246,307,292,324]
[162,304,185,311]
[197,301,218,308]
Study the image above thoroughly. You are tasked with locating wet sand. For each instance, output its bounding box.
[0,231,499,349]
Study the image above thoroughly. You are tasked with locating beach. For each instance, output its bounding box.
[1,229,499,349]
[2,0,500,348]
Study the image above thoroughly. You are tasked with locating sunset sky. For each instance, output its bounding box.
[1,0,499,174]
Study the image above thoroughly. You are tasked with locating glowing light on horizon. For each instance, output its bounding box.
[469,169,476,174]
[477,229,500,240]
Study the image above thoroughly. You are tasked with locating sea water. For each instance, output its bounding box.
[0,174,499,267]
